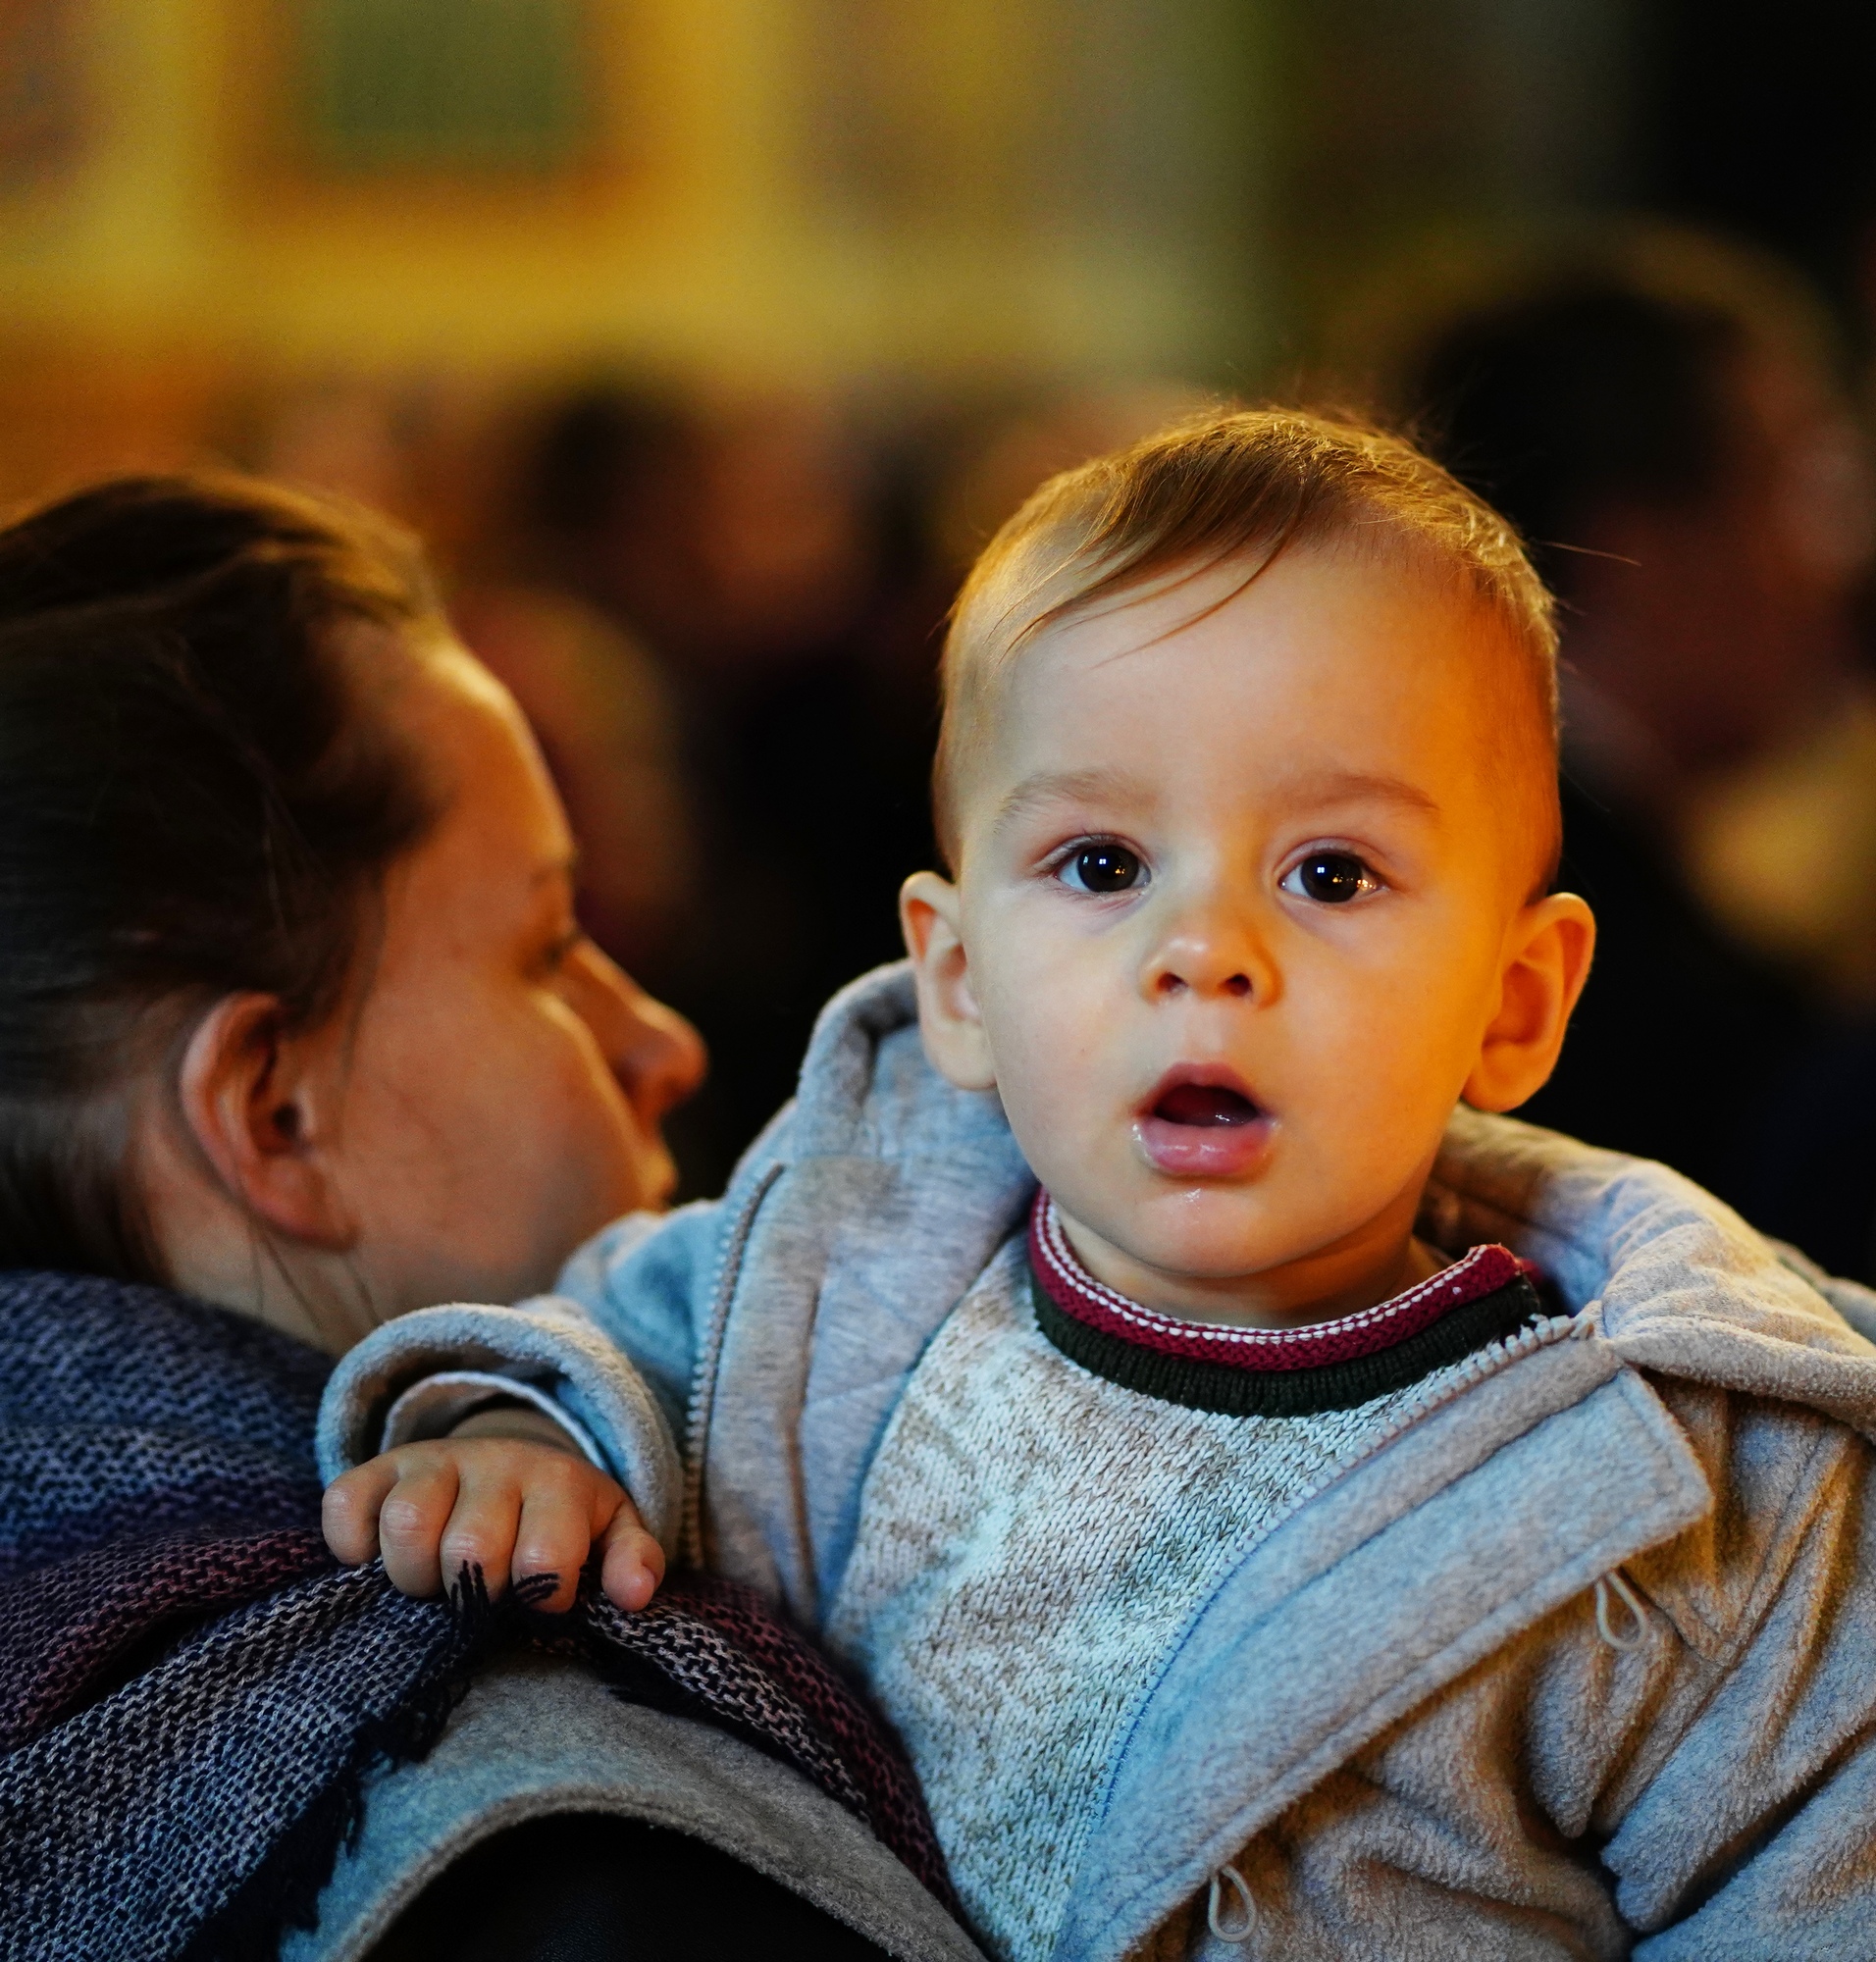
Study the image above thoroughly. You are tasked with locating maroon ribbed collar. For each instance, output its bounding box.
[1027,1190,1531,1375]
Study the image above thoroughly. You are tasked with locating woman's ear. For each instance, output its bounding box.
[174,994,357,1250]
[900,871,998,1093]
[1464,893,1596,1113]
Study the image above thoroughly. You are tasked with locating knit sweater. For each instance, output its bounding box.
[824,1198,1548,1962]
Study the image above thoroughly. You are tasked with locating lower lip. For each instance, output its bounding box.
[1134,1111,1276,1178]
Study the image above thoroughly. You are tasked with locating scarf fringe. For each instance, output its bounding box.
[182,1567,513,1962]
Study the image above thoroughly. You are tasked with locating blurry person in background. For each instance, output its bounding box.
[1406,234,1876,1216]
[927,382,1211,575]
[251,378,702,988]
[525,389,876,674]
[516,386,943,1192]
[446,583,701,980]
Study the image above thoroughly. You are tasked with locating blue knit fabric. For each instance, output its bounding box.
[0,1269,469,1962]
[0,1268,951,1962]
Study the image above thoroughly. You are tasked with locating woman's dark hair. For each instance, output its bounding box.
[0,472,445,1282]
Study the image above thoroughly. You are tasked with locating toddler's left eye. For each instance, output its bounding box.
[1281,852,1378,904]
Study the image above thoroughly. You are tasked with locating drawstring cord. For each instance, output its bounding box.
[1200,1536,1636,1949]
[1208,1864,1254,1944]
[1593,1568,1646,1651]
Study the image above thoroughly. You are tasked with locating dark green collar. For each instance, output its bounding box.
[1028,1263,1546,1418]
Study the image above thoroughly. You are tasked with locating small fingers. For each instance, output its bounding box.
[599,1496,666,1613]
[437,1461,525,1605]
[510,1455,613,1614]
[323,1442,651,1615]
[323,1459,400,1567]
[376,1456,464,1599]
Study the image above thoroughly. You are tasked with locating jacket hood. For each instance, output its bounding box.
[1428,1106,1876,1440]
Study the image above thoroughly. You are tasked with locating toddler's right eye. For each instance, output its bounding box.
[1061,843,1145,893]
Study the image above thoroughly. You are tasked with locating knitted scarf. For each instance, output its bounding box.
[0,1269,950,1962]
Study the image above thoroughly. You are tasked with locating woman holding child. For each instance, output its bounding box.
[10,417,1876,1962]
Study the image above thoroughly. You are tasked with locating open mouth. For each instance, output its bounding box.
[1151,1082,1262,1127]
[1134,1068,1274,1177]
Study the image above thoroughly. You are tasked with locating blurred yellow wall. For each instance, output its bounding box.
[0,0,1255,395]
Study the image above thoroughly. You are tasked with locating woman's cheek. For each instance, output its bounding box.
[550,1030,648,1215]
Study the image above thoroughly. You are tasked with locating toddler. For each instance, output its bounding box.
[325,410,1876,1960]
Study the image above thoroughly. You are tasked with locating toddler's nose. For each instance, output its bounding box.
[1138,895,1279,1005]
[1143,920,1276,1004]
[1155,966,1252,998]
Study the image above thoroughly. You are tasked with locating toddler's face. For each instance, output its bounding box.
[908,544,1589,1322]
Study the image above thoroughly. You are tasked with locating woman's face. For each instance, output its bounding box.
[326,641,704,1316]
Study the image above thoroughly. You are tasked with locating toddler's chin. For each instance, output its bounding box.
[1075,1188,1296,1289]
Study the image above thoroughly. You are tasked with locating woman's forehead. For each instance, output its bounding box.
[387,648,574,892]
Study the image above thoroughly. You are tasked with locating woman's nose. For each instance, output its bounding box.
[618,987,708,1124]
[574,944,707,1121]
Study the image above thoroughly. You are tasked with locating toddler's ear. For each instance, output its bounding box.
[900,872,998,1093]
[1463,892,1596,1113]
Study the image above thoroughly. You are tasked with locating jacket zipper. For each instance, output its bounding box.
[679,1162,786,1566]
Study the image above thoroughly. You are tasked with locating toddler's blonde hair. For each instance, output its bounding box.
[935,407,1560,890]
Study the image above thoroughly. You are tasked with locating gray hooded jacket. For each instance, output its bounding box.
[323,964,1876,1961]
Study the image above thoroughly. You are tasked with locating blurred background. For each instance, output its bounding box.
[8,0,1876,1272]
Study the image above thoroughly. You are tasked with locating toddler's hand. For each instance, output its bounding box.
[322,1438,664,1614]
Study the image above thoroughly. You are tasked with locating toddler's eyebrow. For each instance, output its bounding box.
[993,766,1440,832]
[1286,769,1441,818]
[994,767,1149,831]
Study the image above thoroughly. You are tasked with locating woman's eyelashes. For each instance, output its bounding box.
[1053,839,1148,895]
[1279,850,1381,904]
[539,923,585,974]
